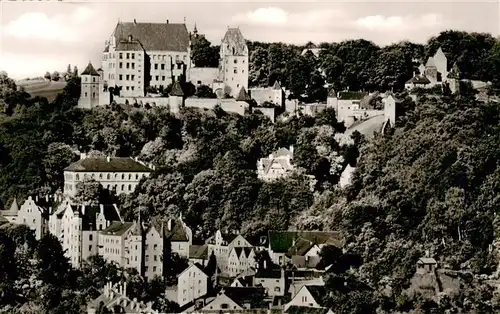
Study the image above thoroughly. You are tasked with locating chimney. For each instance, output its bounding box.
[100,204,104,215]
[128,35,133,42]
[289,145,294,155]
[167,219,172,231]
[292,237,296,246]
[107,156,111,163]
[35,195,38,202]
[81,205,85,216]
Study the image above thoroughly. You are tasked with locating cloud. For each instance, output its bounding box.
[356,13,444,32]
[231,7,347,30]
[2,6,96,43]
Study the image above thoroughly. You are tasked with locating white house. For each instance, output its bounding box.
[256,146,295,181]
[176,263,209,308]
[284,285,330,311]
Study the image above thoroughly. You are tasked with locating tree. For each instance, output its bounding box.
[51,71,60,82]
[66,64,72,77]
[73,178,101,205]
[35,234,70,286]
[44,72,51,81]
[191,36,219,67]
[43,143,77,193]
[195,85,216,98]
[73,66,78,77]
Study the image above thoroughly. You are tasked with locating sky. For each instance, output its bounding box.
[0,0,499,80]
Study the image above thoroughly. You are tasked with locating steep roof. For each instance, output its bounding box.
[189,244,208,260]
[81,62,100,76]
[115,40,145,52]
[0,198,19,216]
[287,238,315,257]
[272,80,282,90]
[101,221,134,236]
[233,247,254,259]
[64,157,152,173]
[287,306,332,314]
[178,262,209,278]
[79,204,121,231]
[406,75,431,84]
[425,56,436,68]
[114,22,189,52]
[222,28,247,56]
[235,86,250,101]
[327,88,337,98]
[222,287,267,308]
[169,81,184,97]
[164,218,189,242]
[306,285,327,305]
[273,147,293,158]
[337,91,368,100]
[269,231,342,253]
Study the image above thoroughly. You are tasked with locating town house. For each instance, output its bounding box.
[206,229,253,276]
[227,247,257,278]
[256,146,295,181]
[175,263,209,308]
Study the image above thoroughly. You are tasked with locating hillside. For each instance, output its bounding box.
[17,80,67,102]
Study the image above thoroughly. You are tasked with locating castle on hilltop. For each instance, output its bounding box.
[78,19,249,110]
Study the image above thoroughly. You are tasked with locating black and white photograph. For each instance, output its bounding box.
[0,0,500,313]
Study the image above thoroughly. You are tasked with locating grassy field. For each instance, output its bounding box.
[17,80,67,102]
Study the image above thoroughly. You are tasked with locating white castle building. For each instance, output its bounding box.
[78,20,250,109]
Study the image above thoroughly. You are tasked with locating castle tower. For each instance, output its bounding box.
[219,27,248,98]
[78,62,101,109]
[169,81,184,113]
[424,57,439,84]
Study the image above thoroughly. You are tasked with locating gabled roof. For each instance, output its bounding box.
[0,198,19,216]
[81,62,100,76]
[113,22,190,52]
[385,92,403,103]
[269,231,342,253]
[406,76,431,84]
[78,204,121,231]
[222,287,267,308]
[235,86,250,101]
[64,157,152,173]
[169,81,184,97]
[233,247,254,259]
[101,221,134,236]
[189,244,208,260]
[327,88,337,98]
[178,262,210,278]
[287,238,315,257]
[164,218,189,242]
[222,28,247,56]
[272,80,282,90]
[273,147,293,158]
[286,306,332,314]
[337,91,368,100]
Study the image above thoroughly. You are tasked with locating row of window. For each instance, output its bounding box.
[153,63,183,70]
[118,74,136,81]
[73,173,146,181]
[83,77,98,82]
[83,92,97,99]
[119,62,137,70]
[225,59,245,64]
[145,254,158,262]
[152,54,186,62]
[119,52,136,60]
[105,247,121,254]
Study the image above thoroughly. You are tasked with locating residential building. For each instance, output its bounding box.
[12,196,51,240]
[176,263,209,308]
[201,287,267,312]
[63,154,152,198]
[216,27,248,98]
[257,146,295,181]
[50,203,123,268]
[206,230,253,275]
[87,282,157,314]
[284,285,330,311]
[268,231,342,266]
[327,90,369,123]
[99,220,143,273]
[253,267,286,297]
[227,247,257,278]
[142,215,193,279]
[288,278,325,297]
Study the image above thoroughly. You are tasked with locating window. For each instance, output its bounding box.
[107,174,110,179]
[119,53,123,59]
[154,255,157,261]
[221,304,229,309]
[132,53,135,59]
[89,245,92,251]
[119,62,123,68]
[154,64,158,70]
[154,244,158,250]
[234,59,237,64]
[121,184,125,191]
[155,75,159,81]
[128,184,131,191]
[126,63,130,69]
[126,53,130,59]
[145,266,148,272]
[177,64,182,70]
[89,234,93,241]
[153,266,157,272]
[145,255,149,262]
[119,75,123,81]
[161,64,165,70]
[197,80,201,85]
[131,86,135,91]
[85,92,88,97]
[234,68,237,74]
[76,174,80,180]
[132,63,135,69]
[162,76,165,81]
[242,70,244,73]
[126,74,130,80]
[131,75,135,81]
[126,86,130,91]
[92,92,96,98]
[92,77,96,83]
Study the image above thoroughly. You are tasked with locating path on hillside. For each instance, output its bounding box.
[337,114,386,187]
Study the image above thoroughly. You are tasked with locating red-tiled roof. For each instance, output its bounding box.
[114,22,189,52]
